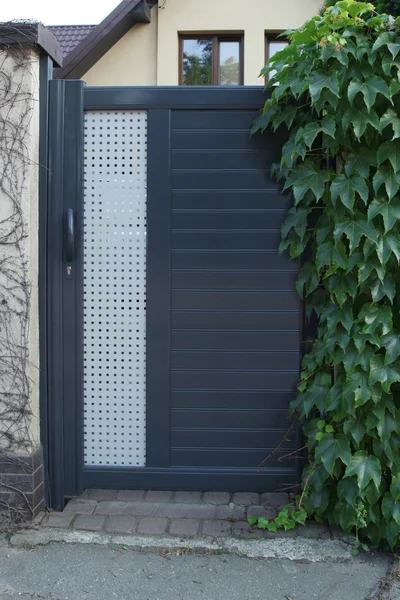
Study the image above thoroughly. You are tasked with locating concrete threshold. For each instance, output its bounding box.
[10,527,355,563]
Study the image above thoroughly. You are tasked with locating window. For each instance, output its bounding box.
[265,33,289,82]
[179,35,243,86]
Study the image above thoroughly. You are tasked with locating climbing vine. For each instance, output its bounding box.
[252,0,400,550]
[0,25,36,522]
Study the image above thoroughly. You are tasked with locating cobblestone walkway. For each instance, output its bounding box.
[38,490,333,540]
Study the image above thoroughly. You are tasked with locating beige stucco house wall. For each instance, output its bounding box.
[83,0,322,86]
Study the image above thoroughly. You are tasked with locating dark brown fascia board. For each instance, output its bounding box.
[55,0,154,80]
[0,22,62,66]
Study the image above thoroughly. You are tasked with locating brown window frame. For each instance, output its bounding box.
[265,32,288,82]
[179,34,244,86]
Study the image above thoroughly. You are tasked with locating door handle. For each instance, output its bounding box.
[65,208,75,263]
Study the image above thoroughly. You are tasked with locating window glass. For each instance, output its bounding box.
[219,40,240,86]
[182,39,212,85]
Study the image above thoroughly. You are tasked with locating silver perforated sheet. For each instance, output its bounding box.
[83,111,147,467]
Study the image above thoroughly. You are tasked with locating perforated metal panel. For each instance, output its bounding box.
[83,111,147,466]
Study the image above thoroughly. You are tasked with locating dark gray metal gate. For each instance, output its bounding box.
[46,82,301,509]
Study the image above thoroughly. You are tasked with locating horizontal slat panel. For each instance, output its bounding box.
[172,150,268,170]
[171,110,258,130]
[171,290,299,310]
[171,390,295,410]
[171,251,294,271]
[171,429,293,449]
[172,191,287,210]
[172,130,260,150]
[171,370,298,390]
[170,449,294,468]
[172,210,285,230]
[171,270,298,290]
[171,409,290,429]
[171,351,299,371]
[172,170,272,190]
[172,231,281,250]
[171,310,299,330]
[171,330,299,351]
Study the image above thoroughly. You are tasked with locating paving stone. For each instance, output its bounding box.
[260,492,289,507]
[153,503,216,519]
[174,491,203,504]
[94,501,128,515]
[232,521,265,539]
[202,520,232,537]
[232,492,260,506]
[247,505,278,520]
[86,489,117,501]
[42,512,75,529]
[215,505,245,520]
[184,504,217,519]
[144,490,173,503]
[64,499,97,515]
[74,514,105,532]
[169,519,200,537]
[104,516,137,534]
[137,518,168,535]
[116,490,145,502]
[123,502,158,517]
[203,492,230,505]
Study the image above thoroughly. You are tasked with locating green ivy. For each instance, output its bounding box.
[253,0,400,551]
[324,0,400,16]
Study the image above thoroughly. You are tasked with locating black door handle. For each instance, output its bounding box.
[65,208,75,263]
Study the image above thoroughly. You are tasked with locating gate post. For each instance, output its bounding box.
[0,23,61,519]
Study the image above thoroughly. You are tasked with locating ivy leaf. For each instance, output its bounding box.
[342,107,380,140]
[359,303,392,335]
[337,477,359,508]
[367,197,400,234]
[348,76,392,113]
[382,493,400,526]
[382,332,400,365]
[370,275,396,303]
[344,451,382,491]
[384,232,400,262]
[296,262,319,297]
[335,215,377,252]
[380,109,400,140]
[344,370,371,407]
[281,206,310,239]
[331,173,369,211]
[343,420,366,446]
[293,371,332,418]
[373,167,400,200]
[344,148,377,179]
[372,32,400,59]
[300,122,321,148]
[309,70,340,103]
[369,355,400,393]
[315,434,351,476]
[316,240,333,272]
[390,474,400,502]
[321,114,336,138]
[288,164,330,204]
[377,140,400,173]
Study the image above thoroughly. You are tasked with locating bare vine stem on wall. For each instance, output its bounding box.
[0,23,38,521]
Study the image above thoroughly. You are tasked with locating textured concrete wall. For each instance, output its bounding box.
[0,46,40,455]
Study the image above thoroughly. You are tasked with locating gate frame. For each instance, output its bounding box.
[46,81,302,509]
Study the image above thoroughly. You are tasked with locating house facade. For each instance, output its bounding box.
[53,0,322,86]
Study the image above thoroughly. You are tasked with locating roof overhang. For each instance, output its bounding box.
[0,22,62,66]
[55,0,157,79]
